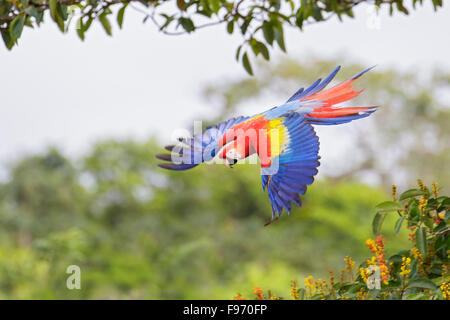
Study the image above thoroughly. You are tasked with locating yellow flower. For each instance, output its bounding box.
[344,256,355,282]
[392,184,398,201]
[290,280,299,300]
[359,267,369,282]
[440,282,449,300]
[328,270,336,298]
[432,182,439,198]
[400,257,411,276]
[412,247,423,263]
[366,256,377,266]
[304,275,315,296]
[380,264,389,285]
[418,196,428,213]
[365,239,376,250]
[318,280,328,300]
[305,276,315,288]
[417,179,424,190]
[356,287,370,300]
[344,256,355,271]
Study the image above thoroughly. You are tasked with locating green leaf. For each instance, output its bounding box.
[209,0,220,14]
[396,1,409,15]
[179,17,195,33]
[399,189,426,201]
[388,254,403,263]
[297,288,305,300]
[424,216,434,229]
[274,27,286,52]
[295,12,304,30]
[49,0,58,19]
[1,29,14,50]
[375,201,402,212]
[240,17,251,35]
[262,21,274,45]
[25,6,44,24]
[57,3,68,21]
[83,18,93,32]
[405,292,429,300]
[235,44,242,61]
[99,13,112,36]
[249,38,259,55]
[438,197,450,209]
[242,52,253,75]
[255,41,269,60]
[407,278,437,290]
[394,216,406,235]
[117,3,128,29]
[55,14,65,33]
[415,227,427,256]
[226,21,234,34]
[311,4,323,21]
[76,18,85,40]
[345,8,355,18]
[250,39,269,60]
[9,14,26,40]
[409,206,420,219]
[176,0,187,11]
[372,212,386,235]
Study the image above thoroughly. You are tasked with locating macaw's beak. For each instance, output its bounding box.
[224,158,238,168]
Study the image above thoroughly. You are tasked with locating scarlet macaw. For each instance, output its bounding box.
[157,66,377,220]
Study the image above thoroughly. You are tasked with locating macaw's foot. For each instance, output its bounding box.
[264,216,279,227]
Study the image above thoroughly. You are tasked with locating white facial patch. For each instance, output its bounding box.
[226,149,241,160]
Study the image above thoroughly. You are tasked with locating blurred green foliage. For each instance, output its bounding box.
[0,141,410,299]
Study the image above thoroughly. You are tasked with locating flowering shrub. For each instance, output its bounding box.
[235,181,449,300]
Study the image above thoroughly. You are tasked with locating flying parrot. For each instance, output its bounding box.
[156,66,377,222]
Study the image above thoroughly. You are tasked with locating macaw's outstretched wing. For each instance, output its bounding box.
[260,114,320,219]
[156,116,249,170]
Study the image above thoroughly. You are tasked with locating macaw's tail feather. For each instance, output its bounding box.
[303,66,374,104]
[305,105,378,125]
[300,66,377,125]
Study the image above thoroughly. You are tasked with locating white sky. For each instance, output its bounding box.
[1,2,449,176]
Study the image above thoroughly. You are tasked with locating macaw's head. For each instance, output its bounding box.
[219,143,244,168]
[217,130,254,168]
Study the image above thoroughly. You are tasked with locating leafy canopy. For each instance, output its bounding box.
[0,0,443,73]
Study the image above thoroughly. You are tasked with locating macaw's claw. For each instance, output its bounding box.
[264,217,279,227]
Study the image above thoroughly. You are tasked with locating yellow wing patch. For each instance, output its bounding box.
[267,118,289,158]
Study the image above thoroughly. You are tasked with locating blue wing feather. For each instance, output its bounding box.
[261,114,320,219]
[157,116,249,170]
